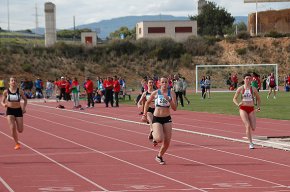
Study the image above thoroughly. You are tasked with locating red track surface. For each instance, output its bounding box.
[0,100,290,192]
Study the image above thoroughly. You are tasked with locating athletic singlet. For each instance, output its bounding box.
[145,91,154,103]
[242,87,253,102]
[155,89,171,108]
[7,88,21,102]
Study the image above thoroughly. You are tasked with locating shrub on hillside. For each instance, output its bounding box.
[108,40,136,56]
[153,38,184,60]
[135,38,156,55]
[21,63,32,72]
[224,35,237,43]
[203,36,221,45]
[180,53,192,68]
[264,31,285,38]
[237,31,250,40]
[183,36,221,56]
[236,48,247,55]
[183,36,208,56]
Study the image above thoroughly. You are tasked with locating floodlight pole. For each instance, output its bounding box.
[7,0,10,31]
[255,0,258,36]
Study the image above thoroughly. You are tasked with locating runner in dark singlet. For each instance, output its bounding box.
[1,77,27,150]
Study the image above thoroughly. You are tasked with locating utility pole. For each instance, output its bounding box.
[7,0,10,31]
[73,15,76,42]
[35,1,39,46]
[255,0,258,36]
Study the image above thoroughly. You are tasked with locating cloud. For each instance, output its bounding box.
[0,0,289,30]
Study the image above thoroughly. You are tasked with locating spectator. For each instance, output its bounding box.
[65,78,71,101]
[262,75,267,90]
[173,74,184,107]
[200,76,206,99]
[226,77,233,90]
[45,80,54,98]
[103,76,114,107]
[204,75,211,98]
[231,73,238,89]
[35,77,43,98]
[266,73,277,99]
[58,77,67,101]
[0,78,5,95]
[71,77,80,108]
[118,77,126,96]
[85,77,94,108]
[181,77,190,104]
[113,76,121,107]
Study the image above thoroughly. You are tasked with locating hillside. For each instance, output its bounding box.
[0,37,288,88]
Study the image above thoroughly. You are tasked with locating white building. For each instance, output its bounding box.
[136,20,197,42]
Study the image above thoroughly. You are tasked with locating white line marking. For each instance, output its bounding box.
[24,109,289,188]
[0,131,109,192]
[29,104,290,152]
[28,108,290,169]
[0,177,14,192]
[23,124,206,192]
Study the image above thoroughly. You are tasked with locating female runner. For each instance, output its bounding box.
[233,73,261,149]
[142,77,177,164]
[1,77,27,150]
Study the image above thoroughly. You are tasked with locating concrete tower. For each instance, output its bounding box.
[44,2,56,47]
[198,0,207,15]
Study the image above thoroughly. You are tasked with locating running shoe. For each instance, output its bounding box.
[249,143,255,149]
[155,156,165,165]
[148,131,153,140]
[14,143,21,150]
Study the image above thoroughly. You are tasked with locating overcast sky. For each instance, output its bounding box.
[0,0,289,31]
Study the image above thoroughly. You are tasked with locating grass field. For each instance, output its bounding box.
[121,91,290,120]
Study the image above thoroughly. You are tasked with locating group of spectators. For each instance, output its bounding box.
[1,76,126,109]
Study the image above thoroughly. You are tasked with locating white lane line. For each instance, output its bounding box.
[28,108,290,169]
[25,110,289,188]
[28,108,290,168]
[29,105,290,152]
[0,131,109,192]
[23,124,206,192]
[0,177,14,192]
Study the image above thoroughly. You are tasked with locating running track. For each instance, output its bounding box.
[0,100,290,192]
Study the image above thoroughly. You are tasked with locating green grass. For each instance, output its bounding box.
[120,91,290,120]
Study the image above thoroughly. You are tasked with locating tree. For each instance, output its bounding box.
[57,28,92,39]
[223,21,248,35]
[190,1,235,36]
[109,26,136,40]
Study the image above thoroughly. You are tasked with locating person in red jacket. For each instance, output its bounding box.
[103,76,114,107]
[59,77,67,101]
[65,78,71,101]
[85,77,94,108]
[113,75,121,107]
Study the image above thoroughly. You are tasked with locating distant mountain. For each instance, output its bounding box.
[31,15,248,39]
[31,28,45,35]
